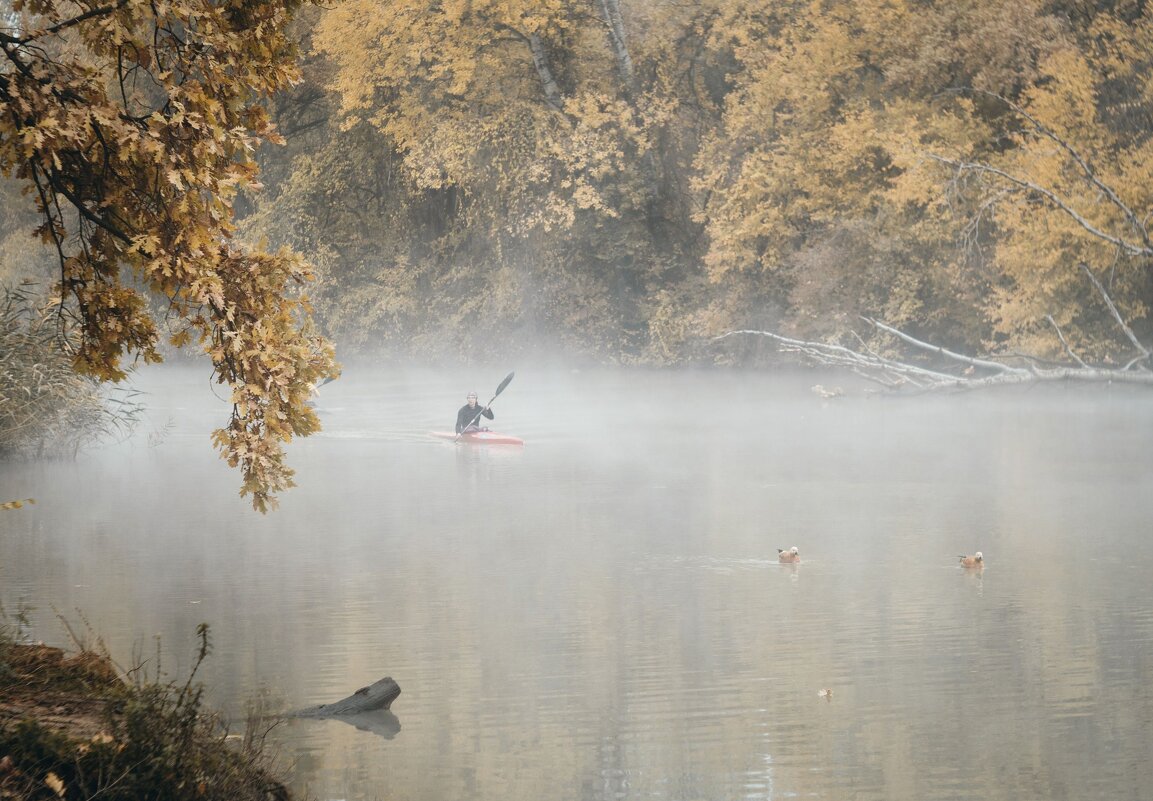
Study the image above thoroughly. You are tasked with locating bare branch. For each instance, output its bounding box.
[714,320,1153,393]
[713,328,974,390]
[16,0,133,43]
[1079,262,1151,367]
[861,317,1029,375]
[925,154,1153,258]
[952,88,1151,251]
[1046,314,1088,368]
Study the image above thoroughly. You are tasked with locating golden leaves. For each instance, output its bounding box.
[189,245,336,511]
[314,0,652,233]
[1,0,337,510]
[682,0,1153,356]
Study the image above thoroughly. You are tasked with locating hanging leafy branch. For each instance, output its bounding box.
[1,0,338,510]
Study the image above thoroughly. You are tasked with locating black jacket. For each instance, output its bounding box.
[456,403,494,433]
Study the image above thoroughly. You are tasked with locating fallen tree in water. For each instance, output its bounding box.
[716,264,1153,392]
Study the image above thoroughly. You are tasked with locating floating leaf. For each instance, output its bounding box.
[1,498,36,511]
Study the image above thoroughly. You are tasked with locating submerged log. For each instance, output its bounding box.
[290,676,401,718]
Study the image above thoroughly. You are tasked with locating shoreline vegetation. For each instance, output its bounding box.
[0,622,296,801]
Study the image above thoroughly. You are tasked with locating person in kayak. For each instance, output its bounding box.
[455,391,495,434]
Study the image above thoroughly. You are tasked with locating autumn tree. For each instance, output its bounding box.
[697,2,1029,345]
[233,0,1153,374]
[0,0,338,510]
[700,0,1152,365]
[893,13,1153,361]
[296,0,714,362]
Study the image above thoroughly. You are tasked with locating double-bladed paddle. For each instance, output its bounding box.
[454,371,515,442]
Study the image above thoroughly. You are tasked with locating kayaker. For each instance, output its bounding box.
[455,391,494,434]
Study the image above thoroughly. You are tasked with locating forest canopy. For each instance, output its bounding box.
[250,0,1151,368]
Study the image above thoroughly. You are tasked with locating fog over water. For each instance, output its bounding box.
[3,364,1152,801]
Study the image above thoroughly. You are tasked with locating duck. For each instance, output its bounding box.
[777,546,801,564]
[958,551,984,568]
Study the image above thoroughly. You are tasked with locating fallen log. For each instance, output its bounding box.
[712,263,1153,393]
[290,676,401,718]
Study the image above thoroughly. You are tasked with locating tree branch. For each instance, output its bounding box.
[594,0,635,93]
[713,316,1153,392]
[16,0,133,44]
[861,316,1030,375]
[1046,314,1088,368]
[492,22,565,111]
[925,154,1153,258]
[712,328,970,390]
[1079,262,1151,367]
[951,88,1152,252]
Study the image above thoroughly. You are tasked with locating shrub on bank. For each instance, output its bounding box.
[0,623,293,801]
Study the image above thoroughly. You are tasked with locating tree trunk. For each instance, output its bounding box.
[597,0,635,93]
[527,33,565,111]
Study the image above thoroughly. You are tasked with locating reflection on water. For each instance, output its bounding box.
[315,709,402,740]
[3,365,1153,801]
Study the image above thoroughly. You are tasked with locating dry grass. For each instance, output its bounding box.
[0,282,142,459]
[0,624,294,801]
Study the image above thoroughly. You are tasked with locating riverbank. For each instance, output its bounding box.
[0,635,294,801]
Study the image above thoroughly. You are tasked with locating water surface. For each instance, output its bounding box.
[2,365,1152,801]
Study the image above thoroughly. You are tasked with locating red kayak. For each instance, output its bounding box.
[431,430,525,446]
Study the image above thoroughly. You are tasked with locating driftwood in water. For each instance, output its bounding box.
[291,676,401,718]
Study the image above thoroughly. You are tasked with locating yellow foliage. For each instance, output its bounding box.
[237,0,1153,366]
[315,0,653,234]
[0,0,339,510]
[692,0,1153,355]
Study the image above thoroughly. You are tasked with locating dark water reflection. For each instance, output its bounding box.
[3,365,1152,801]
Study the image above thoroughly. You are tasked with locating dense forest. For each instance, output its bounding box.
[247,0,1153,366]
[3,0,1152,502]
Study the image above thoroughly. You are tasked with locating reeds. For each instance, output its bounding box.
[0,282,142,458]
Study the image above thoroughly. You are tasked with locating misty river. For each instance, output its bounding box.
[2,365,1152,801]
